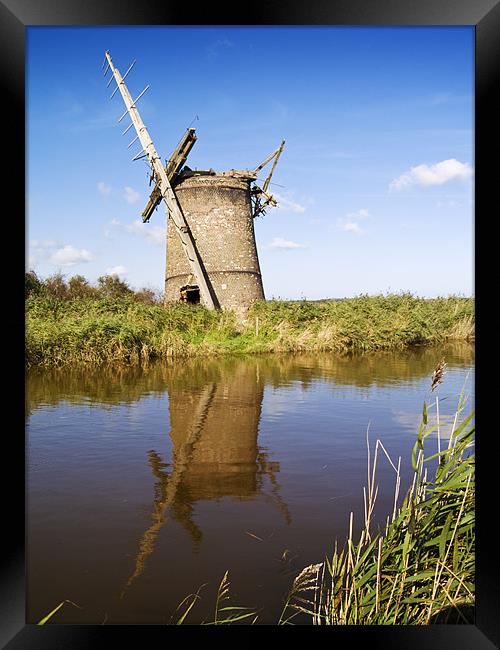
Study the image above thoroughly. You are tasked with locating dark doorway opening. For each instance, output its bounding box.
[180,284,200,304]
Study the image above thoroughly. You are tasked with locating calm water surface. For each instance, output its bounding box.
[26,343,474,624]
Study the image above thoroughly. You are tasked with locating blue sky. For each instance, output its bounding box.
[27,26,474,299]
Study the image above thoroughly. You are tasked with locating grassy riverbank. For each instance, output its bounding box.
[26,293,474,368]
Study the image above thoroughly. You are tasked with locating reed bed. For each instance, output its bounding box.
[26,293,474,368]
[280,388,474,625]
[251,293,474,353]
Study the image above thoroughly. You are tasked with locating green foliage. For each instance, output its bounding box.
[68,275,99,300]
[42,272,69,300]
[26,272,159,302]
[133,287,159,304]
[26,289,474,368]
[25,270,43,298]
[250,293,474,353]
[97,274,133,298]
[280,394,475,625]
[25,296,234,367]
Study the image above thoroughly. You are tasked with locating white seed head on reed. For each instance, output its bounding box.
[292,563,324,593]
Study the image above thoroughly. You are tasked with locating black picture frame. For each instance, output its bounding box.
[4,0,498,647]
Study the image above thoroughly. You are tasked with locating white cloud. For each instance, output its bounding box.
[31,239,58,251]
[106,265,127,277]
[103,218,122,240]
[340,221,364,235]
[390,159,473,191]
[49,245,93,267]
[267,237,306,250]
[97,181,111,196]
[273,192,306,214]
[30,239,95,268]
[347,208,370,220]
[105,217,164,246]
[337,208,370,235]
[126,219,165,245]
[123,186,140,204]
[29,240,59,264]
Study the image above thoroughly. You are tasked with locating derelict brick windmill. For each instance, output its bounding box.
[103,52,285,322]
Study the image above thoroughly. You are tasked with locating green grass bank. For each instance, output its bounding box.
[26,293,474,368]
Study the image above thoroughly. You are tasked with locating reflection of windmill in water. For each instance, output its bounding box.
[103,52,285,322]
[122,361,290,594]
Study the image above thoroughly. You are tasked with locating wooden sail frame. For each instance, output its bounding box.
[104,51,218,309]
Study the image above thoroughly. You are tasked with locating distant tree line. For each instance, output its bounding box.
[25,271,162,304]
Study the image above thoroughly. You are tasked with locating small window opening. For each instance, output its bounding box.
[180,284,200,304]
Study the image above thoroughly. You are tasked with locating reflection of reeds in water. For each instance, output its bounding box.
[26,342,474,416]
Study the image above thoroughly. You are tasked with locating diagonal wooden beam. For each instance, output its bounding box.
[262,140,285,193]
[252,139,285,176]
[141,128,197,222]
[250,140,285,217]
[105,51,218,309]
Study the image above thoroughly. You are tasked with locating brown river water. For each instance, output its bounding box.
[26,343,474,624]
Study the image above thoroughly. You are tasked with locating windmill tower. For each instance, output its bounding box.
[103,52,284,322]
